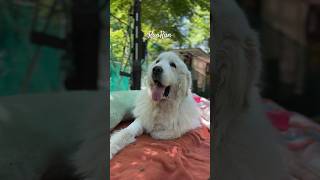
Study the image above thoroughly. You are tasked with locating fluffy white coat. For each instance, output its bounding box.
[110,52,201,159]
[213,0,289,179]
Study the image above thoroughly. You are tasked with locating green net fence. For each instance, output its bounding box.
[110,46,150,92]
[0,2,65,96]
[110,55,150,92]
[110,60,130,91]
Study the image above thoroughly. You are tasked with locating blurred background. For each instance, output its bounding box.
[236,0,320,121]
[110,0,210,98]
[0,0,107,96]
[0,1,108,179]
[0,0,210,97]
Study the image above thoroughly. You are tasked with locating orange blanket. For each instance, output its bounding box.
[110,121,210,180]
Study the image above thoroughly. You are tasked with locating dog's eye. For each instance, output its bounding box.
[155,60,160,64]
[170,62,176,68]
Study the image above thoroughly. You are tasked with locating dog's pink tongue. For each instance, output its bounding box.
[151,86,165,101]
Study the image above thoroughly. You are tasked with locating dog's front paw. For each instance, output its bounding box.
[110,138,120,160]
[110,141,124,160]
[110,130,136,160]
[110,143,115,160]
[110,148,114,160]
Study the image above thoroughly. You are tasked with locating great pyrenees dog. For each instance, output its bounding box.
[213,0,289,179]
[110,51,201,159]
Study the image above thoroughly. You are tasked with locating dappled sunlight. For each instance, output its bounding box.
[141,155,147,161]
[165,146,179,158]
[143,148,159,156]
[110,162,121,171]
[110,130,210,179]
[110,116,210,180]
[133,172,146,180]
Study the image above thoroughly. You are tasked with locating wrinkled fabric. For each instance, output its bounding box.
[110,122,210,180]
[263,99,320,179]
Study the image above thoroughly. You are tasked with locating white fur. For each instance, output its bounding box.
[213,0,289,179]
[110,51,201,159]
[0,92,107,180]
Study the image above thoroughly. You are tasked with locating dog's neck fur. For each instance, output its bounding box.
[138,88,198,137]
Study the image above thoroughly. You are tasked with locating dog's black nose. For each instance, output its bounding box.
[153,66,163,75]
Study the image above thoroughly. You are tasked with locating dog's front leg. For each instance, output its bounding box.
[110,120,143,159]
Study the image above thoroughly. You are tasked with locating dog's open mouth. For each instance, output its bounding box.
[151,80,171,101]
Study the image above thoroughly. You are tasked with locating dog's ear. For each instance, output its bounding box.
[214,31,261,112]
[238,32,262,108]
[186,70,192,91]
[177,70,192,97]
[244,32,261,89]
[184,70,192,96]
[237,32,262,109]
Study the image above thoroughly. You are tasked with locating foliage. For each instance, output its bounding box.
[111,0,210,66]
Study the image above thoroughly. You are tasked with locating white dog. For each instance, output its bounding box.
[110,51,201,159]
[213,0,289,179]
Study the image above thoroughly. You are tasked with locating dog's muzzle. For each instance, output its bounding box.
[150,66,170,101]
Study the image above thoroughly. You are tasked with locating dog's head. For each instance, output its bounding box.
[146,51,192,102]
[213,0,261,115]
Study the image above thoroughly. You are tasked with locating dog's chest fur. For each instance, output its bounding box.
[145,100,179,133]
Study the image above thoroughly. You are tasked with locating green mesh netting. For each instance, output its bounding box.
[110,52,148,92]
[0,2,63,96]
[110,60,130,91]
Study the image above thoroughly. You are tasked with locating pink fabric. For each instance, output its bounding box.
[192,94,210,128]
[263,100,320,179]
[193,95,202,103]
[266,111,291,131]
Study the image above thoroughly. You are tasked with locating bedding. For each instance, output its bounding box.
[110,91,320,180]
[263,99,320,179]
[110,93,211,180]
[110,92,320,179]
